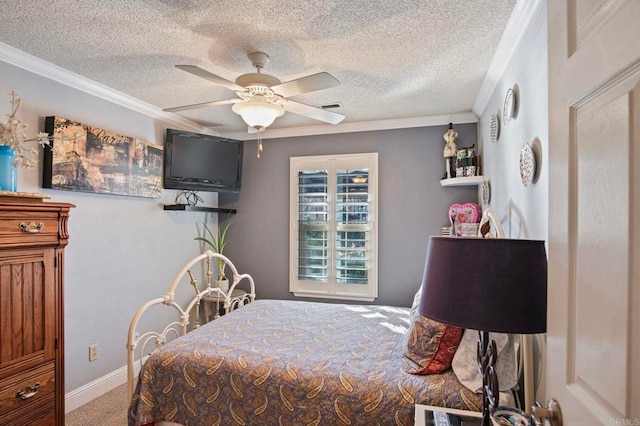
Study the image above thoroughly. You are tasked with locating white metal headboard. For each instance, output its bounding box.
[477,208,506,238]
[126,250,255,401]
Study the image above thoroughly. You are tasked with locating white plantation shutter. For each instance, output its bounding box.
[290,153,378,301]
[335,168,369,285]
[297,170,329,282]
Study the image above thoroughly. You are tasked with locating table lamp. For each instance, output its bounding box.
[418,236,547,426]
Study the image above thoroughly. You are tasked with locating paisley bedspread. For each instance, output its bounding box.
[128,299,480,426]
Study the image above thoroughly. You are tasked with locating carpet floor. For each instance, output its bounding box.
[65,384,128,426]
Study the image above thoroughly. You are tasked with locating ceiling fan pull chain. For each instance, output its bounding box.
[257,130,264,158]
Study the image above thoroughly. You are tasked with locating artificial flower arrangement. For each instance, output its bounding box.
[0,90,77,168]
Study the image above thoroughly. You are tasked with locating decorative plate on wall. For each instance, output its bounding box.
[481,180,491,206]
[490,114,500,143]
[503,88,516,125]
[519,143,536,186]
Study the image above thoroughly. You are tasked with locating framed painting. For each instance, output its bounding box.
[42,116,163,198]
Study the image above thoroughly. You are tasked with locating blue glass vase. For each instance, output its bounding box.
[0,145,18,192]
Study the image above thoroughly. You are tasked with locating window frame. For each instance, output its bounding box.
[289,152,378,301]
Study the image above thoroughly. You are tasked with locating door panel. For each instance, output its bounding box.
[574,86,631,418]
[575,0,628,49]
[0,249,55,379]
[548,0,640,423]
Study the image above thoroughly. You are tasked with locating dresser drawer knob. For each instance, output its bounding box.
[16,382,40,400]
[19,221,44,233]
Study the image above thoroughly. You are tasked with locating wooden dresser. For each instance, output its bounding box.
[0,197,73,426]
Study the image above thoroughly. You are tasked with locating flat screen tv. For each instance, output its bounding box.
[163,129,243,193]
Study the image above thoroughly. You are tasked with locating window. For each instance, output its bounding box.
[289,153,378,301]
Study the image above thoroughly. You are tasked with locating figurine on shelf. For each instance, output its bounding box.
[443,123,458,179]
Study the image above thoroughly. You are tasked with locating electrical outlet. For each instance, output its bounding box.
[89,344,98,362]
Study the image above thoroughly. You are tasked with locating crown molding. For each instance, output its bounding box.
[0,42,216,135]
[472,0,545,116]
[221,111,478,141]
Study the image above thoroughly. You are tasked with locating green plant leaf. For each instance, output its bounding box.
[194,218,233,256]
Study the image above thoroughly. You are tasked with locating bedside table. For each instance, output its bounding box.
[203,288,248,321]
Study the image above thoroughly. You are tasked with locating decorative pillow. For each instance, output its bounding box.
[409,285,422,316]
[405,309,464,375]
[451,329,519,393]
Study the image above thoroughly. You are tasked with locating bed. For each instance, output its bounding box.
[127,249,528,426]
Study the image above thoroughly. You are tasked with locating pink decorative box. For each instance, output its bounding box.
[448,203,481,237]
[448,202,481,226]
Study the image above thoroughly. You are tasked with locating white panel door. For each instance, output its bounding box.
[547,0,640,424]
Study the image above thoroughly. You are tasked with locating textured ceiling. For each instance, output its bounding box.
[0,0,516,137]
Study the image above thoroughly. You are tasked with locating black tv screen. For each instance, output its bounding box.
[163,129,243,193]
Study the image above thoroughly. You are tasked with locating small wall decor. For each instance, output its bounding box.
[503,87,517,125]
[490,113,500,143]
[519,143,536,186]
[42,116,163,198]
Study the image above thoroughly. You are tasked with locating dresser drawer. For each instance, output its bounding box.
[0,363,55,417]
[0,211,60,247]
[1,397,55,426]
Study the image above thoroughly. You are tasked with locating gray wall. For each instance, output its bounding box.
[477,3,548,241]
[476,1,548,400]
[0,59,216,394]
[221,124,479,308]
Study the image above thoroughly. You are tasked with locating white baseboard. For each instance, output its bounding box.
[65,364,128,413]
[65,356,149,413]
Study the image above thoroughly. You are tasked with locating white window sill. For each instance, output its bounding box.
[292,291,376,302]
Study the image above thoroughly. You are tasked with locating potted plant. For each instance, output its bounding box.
[195,216,233,292]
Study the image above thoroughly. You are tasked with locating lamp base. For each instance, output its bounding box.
[477,330,499,426]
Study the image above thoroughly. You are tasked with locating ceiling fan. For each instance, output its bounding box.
[164,52,345,141]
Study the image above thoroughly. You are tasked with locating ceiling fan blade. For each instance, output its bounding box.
[271,72,340,98]
[163,98,240,113]
[283,100,345,124]
[175,65,245,92]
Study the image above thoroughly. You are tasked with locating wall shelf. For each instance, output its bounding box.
[440,176,484,187]
[163,204,237,214]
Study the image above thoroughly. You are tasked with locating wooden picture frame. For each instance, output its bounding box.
[42,116,163,198]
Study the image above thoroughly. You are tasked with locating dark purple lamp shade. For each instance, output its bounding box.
[418,236,547,335]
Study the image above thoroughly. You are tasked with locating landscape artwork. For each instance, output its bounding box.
[42,116,163,198]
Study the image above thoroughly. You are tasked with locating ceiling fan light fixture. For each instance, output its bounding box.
[169,52,343,132]
[232,99,284,129]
